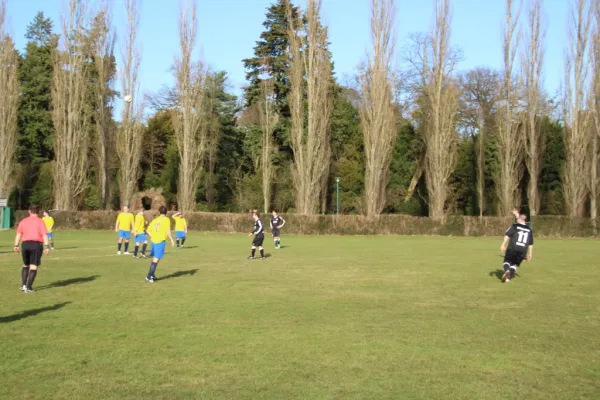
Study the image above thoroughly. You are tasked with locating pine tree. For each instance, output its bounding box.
[17,12,57,164]
[242,0,298,117]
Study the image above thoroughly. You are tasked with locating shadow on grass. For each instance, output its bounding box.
[0,302,71,324]
[489,269,520,281]
[180,246,198,249]
[36,275,100,291]
[158,269,198,281]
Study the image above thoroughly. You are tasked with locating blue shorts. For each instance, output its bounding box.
[118,230,131,240]
[175,231,187,239]
[47,232,53,240]
[149,241,166,259]
[135,233,147,243]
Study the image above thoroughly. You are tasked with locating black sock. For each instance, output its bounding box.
[260,249,264,258]
[147,262,158,279]
[124,242,129,252]
[134,245,139,256]
[21,267,29,286]
[176,239,180,247]
[118,242,122,251]
[27,269,38,288]
[251,248,256,257]
[181,238,186,246]
[51,241,54,248]
[142,244,147,255]
[510,267,516,279]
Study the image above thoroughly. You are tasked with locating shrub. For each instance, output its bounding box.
[10,210,599,237]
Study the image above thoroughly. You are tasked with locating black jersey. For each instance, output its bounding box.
[270,215,285,229]
[505,223,534,254]
[252,219,264,235]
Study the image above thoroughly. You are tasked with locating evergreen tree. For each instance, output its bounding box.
[17,12,57,164]
[243,0,298,116]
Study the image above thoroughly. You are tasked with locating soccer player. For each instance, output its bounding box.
[172,212,188,247]
[115,205,134,255]
[248,211,265,260]
[13,205,50,293]
[42,211,55,250]
[133,209,148,259]
[270,210,286,249]
[500,212,534,283]
[145,206,175,283]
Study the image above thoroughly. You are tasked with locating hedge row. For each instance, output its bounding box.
[12,210,599,237]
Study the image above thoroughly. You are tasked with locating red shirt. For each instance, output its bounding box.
[17,215,48,243]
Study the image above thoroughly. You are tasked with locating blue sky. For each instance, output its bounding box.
[7,0,568,99]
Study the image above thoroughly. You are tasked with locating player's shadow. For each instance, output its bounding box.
[181,246,198,249]
[0,302,71,324]
[36,275,100,291]
[489,270,520,281]
[158,269,198,281]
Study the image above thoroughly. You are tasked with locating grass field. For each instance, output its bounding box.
[0,230,599,400]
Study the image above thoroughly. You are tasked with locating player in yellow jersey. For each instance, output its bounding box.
[114,205,135,255]
[172,212,188,247]
[42,211,55,250]
[145,206,175,283]
[133,209,148,259]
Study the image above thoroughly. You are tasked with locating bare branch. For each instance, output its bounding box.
[413,0,460,219]
[173,0,209,211]
[563,0,592,217]
[521,0,545,216]
[496,0,524,216]
[359,0,398,217]
[52,0,91,210]
[117,0,144,207]
[287,0,333,215]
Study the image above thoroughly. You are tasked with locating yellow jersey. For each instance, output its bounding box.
[147,215,171,244]
[42,216,55,232]
[173,216,187,231]
[134,214,146,234]
[116,212,134,231]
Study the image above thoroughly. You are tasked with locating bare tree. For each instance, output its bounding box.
[415,0,460,219]
[259,71,278,214]
[117,0,144,207]
[286,0,333,215]
[173,0,209,211]
[563,0,592,217]
[496,0,524,216]
[52,0,90,210]
[522,0,545,216]
[89,3,115,209]
[0,0,19,199]
[459,68,501,217]
[358,0,398,217]
[591,0,600,223]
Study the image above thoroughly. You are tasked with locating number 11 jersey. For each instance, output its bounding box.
[505,223,534,255]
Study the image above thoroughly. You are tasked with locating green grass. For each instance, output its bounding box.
[0,230,599,400]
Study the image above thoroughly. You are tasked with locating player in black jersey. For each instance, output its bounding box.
[270,210,286,249]
[500,212,534,283]
[248,211,265,260]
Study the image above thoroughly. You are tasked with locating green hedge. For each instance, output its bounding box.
[11,211,599,237]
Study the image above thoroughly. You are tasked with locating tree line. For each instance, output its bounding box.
[0,0,598,220]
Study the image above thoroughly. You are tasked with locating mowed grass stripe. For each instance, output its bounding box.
[0,230,599,399]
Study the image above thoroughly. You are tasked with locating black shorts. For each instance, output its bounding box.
[504,252,525,267]
[22,241,43,267]
[271,228,280,237]
[252,233,264,247]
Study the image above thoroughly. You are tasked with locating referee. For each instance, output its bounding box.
[13,205,50,293]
